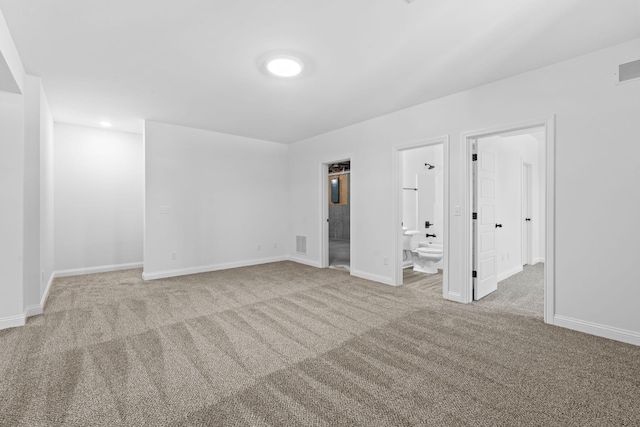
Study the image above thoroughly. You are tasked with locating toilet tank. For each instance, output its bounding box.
[402,230,420,250]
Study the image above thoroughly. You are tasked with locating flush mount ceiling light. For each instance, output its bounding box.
[99,121,112,127]
[265,55,304,78]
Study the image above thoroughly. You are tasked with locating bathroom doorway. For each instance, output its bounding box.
[325,160,351,271]
[464,117,555,323]
[393,137,449,292]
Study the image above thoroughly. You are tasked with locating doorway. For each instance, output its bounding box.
[464,117,555,324]
[393,137,449,292]
[325,160,351,271]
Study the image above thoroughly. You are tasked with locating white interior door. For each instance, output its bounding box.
[522,163,532,266]
[474,143,498,300]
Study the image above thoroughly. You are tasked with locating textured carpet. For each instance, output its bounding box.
[474,263,544,318]
[1,261,639,426]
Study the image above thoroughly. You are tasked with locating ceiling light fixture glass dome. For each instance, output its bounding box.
[266,56,304,77]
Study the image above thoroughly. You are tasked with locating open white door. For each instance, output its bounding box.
[474,142,498,300]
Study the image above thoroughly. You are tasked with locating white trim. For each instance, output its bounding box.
[462,116,556,325]
[288,255,322,268]
[391,136,450,295]
[22,272,55,319]
[351,269,394,286]
[544,117,556,325]
[497,265,523,283]
[25,304,42,317]
[56,262,143,278]
[554,315,640,347]
[0,312,26,331]
[532,257,545,265]
[445,291,463,303]
[40,272,55,310]
[142,256,288,280]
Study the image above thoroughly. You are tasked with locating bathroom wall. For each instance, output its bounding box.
[144,120,288,279]
[402,144,444,245]
[54,123,144,273]
[328,173,350,240]
[287,38,640,343]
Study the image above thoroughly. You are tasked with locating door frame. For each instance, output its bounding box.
[392,136,450,292]
[320,156,352,269]
[462,116,555,324]
[522,161,533,266]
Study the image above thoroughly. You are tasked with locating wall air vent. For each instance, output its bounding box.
[296,235,307,254]
[617,59,640,84]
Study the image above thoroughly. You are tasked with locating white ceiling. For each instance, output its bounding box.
[1,0,639,143]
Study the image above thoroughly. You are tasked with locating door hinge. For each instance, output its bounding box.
[472,154,478,161]
[472,270,477,278]
[472,212,477,220]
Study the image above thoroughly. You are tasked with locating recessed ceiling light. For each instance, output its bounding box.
[99,121,112,127]
[266,56,304,78]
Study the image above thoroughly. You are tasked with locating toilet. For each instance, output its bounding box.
[402,229,420,268]
[411,242,443,274]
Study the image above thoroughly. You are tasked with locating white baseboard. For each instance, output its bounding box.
[23,272,55,319]
[554,315,640,347]
[40,272,55,310]
[25,304,42,317]
[287,255,322,269]
[445,291,463,303]
[532,257,545,265]
[350,269,394,286]
[498,265,523,282]
[142,256,288,280]
[0,312,26,331]
[55,262,143,278]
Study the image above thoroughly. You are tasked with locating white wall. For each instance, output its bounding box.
[402,144,444,244]
[0,92,24,323]
[288,38,640,342]
[510,132,545,264]
[22,76,42,311]
[40,83,54,300]
[0,9,25,93]
[22,76,55,314]
[54,123,143,272]
[144,121,288,279]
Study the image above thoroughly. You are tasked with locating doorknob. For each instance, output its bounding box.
[525,218,531,222]
[495,224,503,228]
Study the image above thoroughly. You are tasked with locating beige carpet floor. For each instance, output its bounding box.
[1,261,639,426]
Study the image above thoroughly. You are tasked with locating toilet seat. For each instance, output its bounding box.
[417,248,442,254]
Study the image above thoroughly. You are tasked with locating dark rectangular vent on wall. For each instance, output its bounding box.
[296,235,307,254]
[618,59,640,83]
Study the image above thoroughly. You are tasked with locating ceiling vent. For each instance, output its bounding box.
[616,59,640,84]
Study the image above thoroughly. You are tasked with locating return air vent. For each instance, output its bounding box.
[617,59,640,84]
[296,235,307,254]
